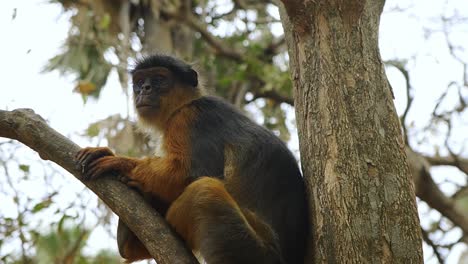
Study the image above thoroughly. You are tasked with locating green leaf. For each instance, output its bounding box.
[58,215,69,234]
[32,199,52,213]
[99,13,111,30]
[86,123,100,137]
[19,164,30,172]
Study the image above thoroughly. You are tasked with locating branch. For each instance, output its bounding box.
[423,155,468,175]
[178,11,244,62]
[385,60,413,145]
[159,3,244,62]
[420,228,444,263]
[247,90,294,106]
[0,109,198,264]
[406,148,468,240]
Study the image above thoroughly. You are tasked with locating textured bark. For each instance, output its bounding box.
[143,6,173,54]
[279,1,423,263]
[142,0,194,59]
[0,109,198,264]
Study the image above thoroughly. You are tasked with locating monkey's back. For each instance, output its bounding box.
[187,96,308,264]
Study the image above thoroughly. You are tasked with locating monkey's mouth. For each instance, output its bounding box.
[137,104,153,109]
[136,103,159,115]
[136,103,156,110]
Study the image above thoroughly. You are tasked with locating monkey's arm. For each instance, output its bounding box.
[76,147,189,202]
[129,155,189,202]
[0,109,199,264]
[77,104,195,202]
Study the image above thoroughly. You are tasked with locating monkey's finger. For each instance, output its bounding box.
[87,156,115,170]
[81,150,113,169]
[75,148,115,175]
[126,180,144,191]
[75,147,95,161]
[86,165,114,180]
[83,164,104,181]
[75,149,89,171]
[76,147,114,163]
[84,157,117,180]
[75,149,95,173]
[83,160,103,179]
[75,149,85,160]
[118,174,130,184]
[75,149,97,172]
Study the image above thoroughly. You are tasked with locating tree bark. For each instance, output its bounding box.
[142,0,194,59]
[279,1,423,263]
[0,109,198,264]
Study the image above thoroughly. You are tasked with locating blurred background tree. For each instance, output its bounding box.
[0,0,467,263]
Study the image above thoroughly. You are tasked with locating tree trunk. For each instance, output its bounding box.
[279,1,423,263]
[142,1,194,59]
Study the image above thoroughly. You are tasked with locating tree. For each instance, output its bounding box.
[279,0,422,262]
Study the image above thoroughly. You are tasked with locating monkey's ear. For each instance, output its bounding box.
[186,69,198,87]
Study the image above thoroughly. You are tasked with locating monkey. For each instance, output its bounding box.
[75,55,308,264]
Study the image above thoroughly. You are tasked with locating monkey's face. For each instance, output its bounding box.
[132,67,174,118]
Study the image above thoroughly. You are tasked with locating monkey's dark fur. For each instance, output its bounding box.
[76,55,308,264]
[131,55,198,87]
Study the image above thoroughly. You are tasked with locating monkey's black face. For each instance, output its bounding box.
[132,67,174,117]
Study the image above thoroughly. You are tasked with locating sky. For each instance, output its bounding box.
[0,0,467,263]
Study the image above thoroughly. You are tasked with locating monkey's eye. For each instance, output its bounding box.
[133,79,144,94]
[151,76,166,87]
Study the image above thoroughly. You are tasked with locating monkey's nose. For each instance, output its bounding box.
[142,84,151,92]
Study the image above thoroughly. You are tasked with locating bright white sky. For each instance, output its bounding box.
[0,0,467,263]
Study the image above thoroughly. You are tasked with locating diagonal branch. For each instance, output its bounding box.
[406,148,468,241]
[0,108,198,264]
[420,228,444,263]
[162,7,244,62]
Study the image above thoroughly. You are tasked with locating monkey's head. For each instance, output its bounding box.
[130,55,200,127]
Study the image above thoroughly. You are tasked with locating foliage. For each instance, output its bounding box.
[0,141,117,263]
[44,0,293,140]
[43,3,113,99]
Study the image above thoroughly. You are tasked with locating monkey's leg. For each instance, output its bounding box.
[117,219,152,262]
[116,189,169,263]
[166,177,284,264]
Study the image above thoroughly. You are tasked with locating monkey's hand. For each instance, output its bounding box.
[75,147,138,180]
